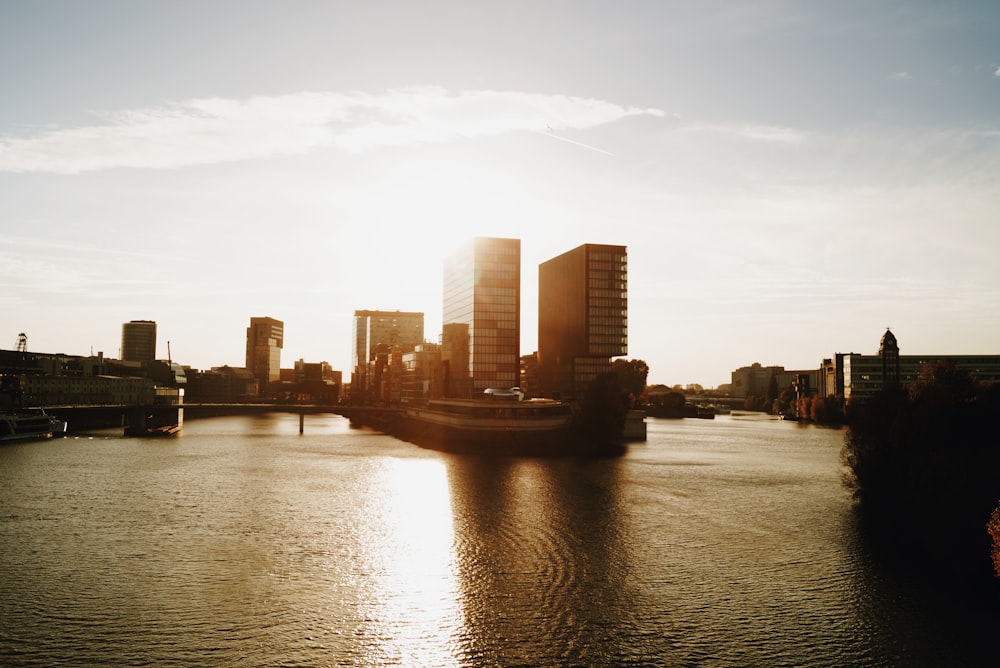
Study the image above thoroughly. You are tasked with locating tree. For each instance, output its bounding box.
[569,372,629,453]
[772,387,795,417]
[842,360,1000,590]
[990,503,1000,578]
[611,358,649,406]
[764,373,779,413]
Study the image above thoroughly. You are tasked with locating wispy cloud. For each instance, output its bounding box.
[0,87,665,174]
[889,71,913,81]
[995,66,1000,77]
[682,123,807,145]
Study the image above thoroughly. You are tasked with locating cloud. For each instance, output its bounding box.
[682,123,807,145]
[995,66,1000,77]
[889,71,913,81]
[0,87,665,174]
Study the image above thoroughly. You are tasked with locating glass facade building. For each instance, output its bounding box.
[442,237,520,397]
[351,310,424,402]
[538,244,628,400]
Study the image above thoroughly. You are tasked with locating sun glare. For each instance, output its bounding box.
[360,457,463,665]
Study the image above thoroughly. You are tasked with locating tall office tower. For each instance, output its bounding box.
[246,316,284,394]
[538,243,628,401]
[121,320,157,363]
[351,310,424,401]
[442,237,521,397]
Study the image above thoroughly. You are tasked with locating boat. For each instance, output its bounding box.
[0,408,62,442]
[398,397,577,456]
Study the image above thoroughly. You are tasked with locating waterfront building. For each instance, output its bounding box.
[730,362,819,401]
[351,310,424,403]
[538,243,627,401]
[21,374,153,407]
[401,343,444,405]
[184,366,257,403]
[121,320,156,363]
[520,352,540,398]
[826,329,1000,402]
[245,317,283,396]
[442,237,520,397]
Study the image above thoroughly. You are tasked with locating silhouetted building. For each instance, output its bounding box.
[538,243,627,400]
[442,237,520,397]
[184,366,257,403]
[826,329,1000,402]
[351,310,424,403]
[401,343,444,405]
[246,317,283,396]
[121,320,156,363]
[730,363,818,400]
[520,352,539,398]
[878,328,900,388]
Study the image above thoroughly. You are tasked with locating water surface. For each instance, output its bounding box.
[1,413,995,665]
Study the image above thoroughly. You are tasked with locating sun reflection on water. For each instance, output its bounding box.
[360,457,463,666]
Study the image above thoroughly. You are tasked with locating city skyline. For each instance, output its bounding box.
[3,2,999,388]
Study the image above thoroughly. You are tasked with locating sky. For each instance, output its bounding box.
[2,0,999,388]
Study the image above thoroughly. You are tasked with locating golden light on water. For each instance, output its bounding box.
[360,457,463,666]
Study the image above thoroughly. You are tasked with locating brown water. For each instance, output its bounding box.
[1,413,995,666]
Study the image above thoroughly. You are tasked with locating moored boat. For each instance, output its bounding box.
[0,408,61,442]
[397,394,629,457]
[399,397,577,456]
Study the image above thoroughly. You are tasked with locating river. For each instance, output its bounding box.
[1,413,996,666]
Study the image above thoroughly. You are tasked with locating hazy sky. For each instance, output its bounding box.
[2,0,998,387]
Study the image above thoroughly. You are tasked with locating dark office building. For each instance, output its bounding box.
[121,320,157,363]
[442,237,521,397]
[245,316,283,395]
[538,243,628,400]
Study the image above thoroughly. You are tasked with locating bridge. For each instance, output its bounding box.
[44,403,394,434]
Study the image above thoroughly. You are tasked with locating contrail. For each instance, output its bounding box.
[538,129,614,156]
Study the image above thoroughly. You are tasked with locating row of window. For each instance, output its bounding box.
[470,353,518,365]
[473,320,517,330]
[588,323,628,335]
[589,291,628,301]
[589,249,628,262]
[471,341,518,354]
[588,310,628,321]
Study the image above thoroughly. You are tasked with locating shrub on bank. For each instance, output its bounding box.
[842,361,1000,592]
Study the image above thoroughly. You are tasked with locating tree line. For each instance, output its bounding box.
[841,359,1000,602]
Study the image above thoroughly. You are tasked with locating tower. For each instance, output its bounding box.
[246,317,284,395]
[121,320,157,363]
[538,244,628,400]
[442,237,521,397]
[878,328,900,388]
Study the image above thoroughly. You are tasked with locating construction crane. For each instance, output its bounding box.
[15,332,27,353]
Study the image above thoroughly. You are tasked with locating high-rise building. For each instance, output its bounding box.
[442,237,520,397]
[245,317,283,394]
[538,243,627,400]
[351,310,424,402]
[121,320,157,363]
